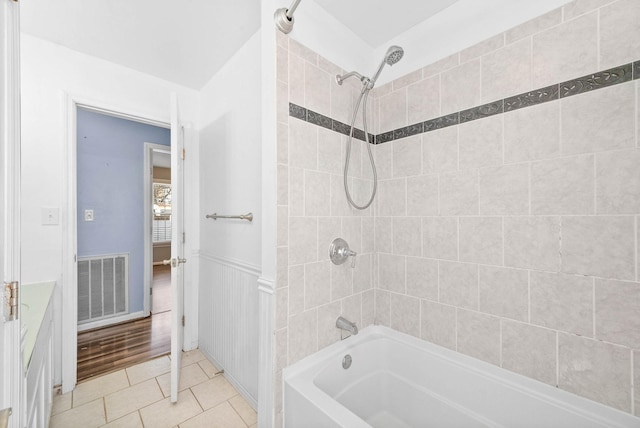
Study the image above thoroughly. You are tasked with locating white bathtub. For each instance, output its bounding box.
[284,325,639,427]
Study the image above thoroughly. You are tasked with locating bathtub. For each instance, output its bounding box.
[283,325,639,427]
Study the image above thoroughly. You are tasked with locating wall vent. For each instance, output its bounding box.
[77,254,128,325]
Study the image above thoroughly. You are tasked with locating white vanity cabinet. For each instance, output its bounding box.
[21,282,55,428]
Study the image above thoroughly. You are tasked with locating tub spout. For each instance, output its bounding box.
[336,316,358,336]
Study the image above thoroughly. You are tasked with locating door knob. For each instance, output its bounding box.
[162,258,187,267]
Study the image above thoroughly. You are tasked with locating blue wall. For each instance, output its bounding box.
[77,108,170,314]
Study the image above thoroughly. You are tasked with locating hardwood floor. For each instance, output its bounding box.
[77,266,171,382]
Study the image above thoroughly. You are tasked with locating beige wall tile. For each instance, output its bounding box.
[330,76,353,125]
[277,247,288,288]
[379,89,407,133]
[505,8,562,43]
[441,59,481,115]
[378,253,405,293]
[600,0,640,69]
[375,290,391,326]
[73,370,129,407]
[277,80,289,124]
[362,290,375,326]
[361,217,375,253]
[277,206,288,247]
[304,261,330,309]
[531,155,594,215]
[50,399,106,428]
[501,321,557,386]
[317,301,341,349]
[561,215,635,280]
[345,138,363,178]
[530,271,593,336]
[393,69,423,91]
[275,288,287,329]
[288,167,304,216]
[558,333,631,412]
[504,101,560,163]
[456,309,501,365]
[330,174,352,216]
[288,54,304,107]
[318,55,342,76]
[353,254,373,293]
[421,300,456,350]
[277,164,288,206]
[105,379,163,422]
[331,262,353,301]
[289,39,318,65]
[317,128,342,174]
[342,217,362,254]
[563,0,616,20]
[390,293,421,338]
[504,216,561,272]
[422,53,459,77]
[139,390,203,428]
[423,127,458,174]
[374,142,393,179]
[304,171,330,216]
[532,12,597,87]
[481,38,531,103]
[288,265,304,315]
[635,350,640,417]
[561,83,635,156]
[479,266,528,321]
[439,261,478,310]
[423,217,458,260]
[375,216,393,254]
[407,175,439,216]
[460,34,505,64]
[459,217,503,265]
[440,170,479,215]
[288,310,318,364]
[596,148,640,214]
[406,257,438,300]
[342,293,363,330]
[393,135,422,177]
[407,75,440,124]
[276,46,288,84]
[377,178,407,216]
[393,217,422,257]
[289,119,317,170]
[458,115,503,170]
[595,278,640,348]
[289,217,317,265]
[479,164,529,215]
[277,122,288,165]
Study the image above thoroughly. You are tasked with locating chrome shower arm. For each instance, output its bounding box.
[335,71,365,85]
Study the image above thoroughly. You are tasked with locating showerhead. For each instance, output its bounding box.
[384,46,404,66]
[371,45,404,85]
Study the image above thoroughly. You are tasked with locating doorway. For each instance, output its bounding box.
[74,108,172,381]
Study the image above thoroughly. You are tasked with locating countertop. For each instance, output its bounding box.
[21,281,55,368]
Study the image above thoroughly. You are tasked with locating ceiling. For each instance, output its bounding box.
[19,0,468,90]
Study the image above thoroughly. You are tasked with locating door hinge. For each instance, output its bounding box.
[181,315,185,327]
[4,281,19,321]
[181,148,185,160]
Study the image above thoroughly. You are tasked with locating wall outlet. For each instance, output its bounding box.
[42,207,59,225]
[84,209,94,222]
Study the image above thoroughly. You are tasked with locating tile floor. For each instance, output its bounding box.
[50,349,257,428]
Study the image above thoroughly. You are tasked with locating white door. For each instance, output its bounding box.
[0,1,22,427]
[169,93,185,403]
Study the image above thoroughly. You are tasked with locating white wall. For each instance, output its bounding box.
[198,30,263,405]
[20,34,200,383]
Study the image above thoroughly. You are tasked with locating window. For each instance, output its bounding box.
[153,183,171,242]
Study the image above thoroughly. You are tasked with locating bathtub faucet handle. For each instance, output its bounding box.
[329,238,357,269]
[349,250,357,268]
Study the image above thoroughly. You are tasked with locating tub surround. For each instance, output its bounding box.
[277,0,640,420]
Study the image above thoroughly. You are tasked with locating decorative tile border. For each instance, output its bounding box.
[290,60,640,145]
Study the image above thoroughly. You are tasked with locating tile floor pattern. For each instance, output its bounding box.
[50,349,257,428]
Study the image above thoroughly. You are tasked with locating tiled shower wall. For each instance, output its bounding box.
[273,31,379,425]
[276,0,640,421]
[372,0,640,415]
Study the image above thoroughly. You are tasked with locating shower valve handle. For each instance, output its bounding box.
[329,238,357,269]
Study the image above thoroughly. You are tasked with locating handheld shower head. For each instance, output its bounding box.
[371,45,404,85]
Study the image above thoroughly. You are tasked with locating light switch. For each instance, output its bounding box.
[42,207,59,225]
[84,209,94,222]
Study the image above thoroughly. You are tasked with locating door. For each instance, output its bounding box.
[169,93,185,403]
[1,1,22,427]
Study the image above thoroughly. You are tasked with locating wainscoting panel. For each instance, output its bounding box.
[198,252,259,406]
